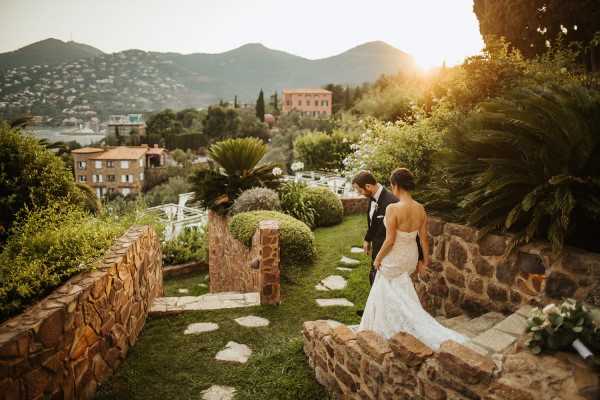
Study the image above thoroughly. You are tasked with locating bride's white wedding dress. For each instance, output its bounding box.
[358,216,467,350]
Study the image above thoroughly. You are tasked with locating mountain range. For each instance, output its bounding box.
[0,38,416,116]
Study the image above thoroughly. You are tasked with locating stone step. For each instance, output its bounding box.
[149,292,260,315]
[315,275,348,291]
[443,314,471,329]
[315,298,355,307]
[458,312,505,337]
[466,310,529,355]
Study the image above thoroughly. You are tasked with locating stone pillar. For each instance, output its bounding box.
[258,220,281,305]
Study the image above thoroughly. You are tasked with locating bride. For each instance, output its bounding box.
[358,168,467,350]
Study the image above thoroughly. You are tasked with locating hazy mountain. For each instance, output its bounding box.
[0,39,416,118]
[0,38,104,69]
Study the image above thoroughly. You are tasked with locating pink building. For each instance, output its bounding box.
[282,88,333,118]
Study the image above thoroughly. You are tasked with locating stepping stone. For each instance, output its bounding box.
[316,298,354,307]
[471,328,517,353]
[201,385,236,400]
[340,256,360,266]
[234,315,270,327]
[215,341,252,363]
[149,292,260,315]
[178,288,189,294]
[350,247,364,254]
[337,267,353,272]
[315,283,329,291]
[197,283,208,288]
[318,275,347,291]
[184,322,219,335]
[493,313,528,336]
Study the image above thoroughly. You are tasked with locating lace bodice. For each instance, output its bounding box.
[379,216,419,278]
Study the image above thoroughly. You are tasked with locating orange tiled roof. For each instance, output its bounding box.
[92,146,148,160]
[282,88,332,94]
[71,147,104,154]
[146,147,166,155]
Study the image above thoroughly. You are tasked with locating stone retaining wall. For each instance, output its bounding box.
[0,225,163,400]
[303,321,591,400]
[417,217,600,317]
[207,211,280,305]
[340,195,369,216]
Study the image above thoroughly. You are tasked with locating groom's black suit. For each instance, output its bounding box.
[365,186,424,286]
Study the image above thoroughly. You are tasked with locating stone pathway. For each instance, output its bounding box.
[215,341,252,363]
[315,275,348,291]
[201,385,236,400]
[336,267,353,272]
[149,292,260,316]
[183,322,219,335]
[177,288,189,294]
[350,247,364,254]
[339,256,360,266]
[234,315,270,327]
[316,298,354,307]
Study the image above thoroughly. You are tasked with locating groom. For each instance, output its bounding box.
[352,171,424,286]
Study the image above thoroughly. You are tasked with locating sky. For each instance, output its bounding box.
[1,0,484,69]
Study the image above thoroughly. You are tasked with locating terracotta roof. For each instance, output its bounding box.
[282,88,332,94]
[146,147,166,155]
[92,146,148,160]
[72,147,104,154]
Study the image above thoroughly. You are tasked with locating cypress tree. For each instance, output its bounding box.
[256,89,265,122]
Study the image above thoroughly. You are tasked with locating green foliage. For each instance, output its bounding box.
[146,109,183,136]
[278,182,316,229]
[203,106,241,140]
[228,211,316,266]
[145,176,192,207]
[304,187,344,227]
[238,108,269,141]
[190,137,280,214]
[0,202,160,321]
[443,84,600,253]
[162,226,208,266]
[526,299,600,355]
[293,130,359,171]
[0,123,83,243]
[256,89,265,122]
[230,187,281,216]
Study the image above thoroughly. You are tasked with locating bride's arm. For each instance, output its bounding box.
[373,206,397,268]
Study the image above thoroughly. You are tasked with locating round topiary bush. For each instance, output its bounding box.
[230,187,281,216]
[228,210,316,266]
[305,187,344,227]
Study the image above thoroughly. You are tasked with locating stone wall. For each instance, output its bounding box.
[340,195,369,216]
[0,225,163,400]
[207,211,280,305]
[417,217,600,317]
[303,321,592,400]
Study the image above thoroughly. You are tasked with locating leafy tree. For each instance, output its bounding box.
[293,130,359,171]
[176,108,204,131]
[238,109,270,141]
[444,84,600,253]
[203,106,241,141]
[270,91,279,115]
[256,89,265,122]
[146,109,182,136]
[473,0,600,70]
[0,123,83,243]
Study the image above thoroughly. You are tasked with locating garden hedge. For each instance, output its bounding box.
[228,210,316,266]
[305,187,344,227]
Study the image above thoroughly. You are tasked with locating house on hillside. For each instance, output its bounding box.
[72,144,166,198]
[282,88,332,118]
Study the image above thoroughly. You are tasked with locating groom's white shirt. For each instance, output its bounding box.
[369,184,383,222]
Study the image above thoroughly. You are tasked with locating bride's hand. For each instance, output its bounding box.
[416,260,426,275]
[373,258,382,270]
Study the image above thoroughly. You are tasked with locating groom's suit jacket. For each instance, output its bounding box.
[365,187,424,266]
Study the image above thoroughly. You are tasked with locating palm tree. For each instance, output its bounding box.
[444,84,600,253]
[190,137,281,213]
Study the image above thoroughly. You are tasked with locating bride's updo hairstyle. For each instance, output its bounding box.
[390,168,415,191]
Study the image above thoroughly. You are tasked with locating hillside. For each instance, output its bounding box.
[0,38,104,69]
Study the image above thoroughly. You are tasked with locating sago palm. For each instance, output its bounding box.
[444,84,600,253]
[190,137,281,213]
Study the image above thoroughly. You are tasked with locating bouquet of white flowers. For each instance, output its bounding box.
[526,298,600,358]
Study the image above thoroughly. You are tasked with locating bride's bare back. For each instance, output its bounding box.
[387,199,426,233]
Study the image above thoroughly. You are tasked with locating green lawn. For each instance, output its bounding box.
[163,271,210,297]
[96,215,371,400]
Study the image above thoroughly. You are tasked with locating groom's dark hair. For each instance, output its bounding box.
[352,171,377,188]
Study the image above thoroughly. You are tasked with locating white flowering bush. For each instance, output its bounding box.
[291,161,304,172]
[526,298,600,354]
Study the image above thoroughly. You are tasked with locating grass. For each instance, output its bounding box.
[96,215,371,400]
[163,271,210,297]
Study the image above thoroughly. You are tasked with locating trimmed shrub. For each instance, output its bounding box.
[305,187,344,227]
[0,202,160,321]
[162,225,208,266]
[278,182,316,229]
[228,211,316,266]
[230,187,281,215]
